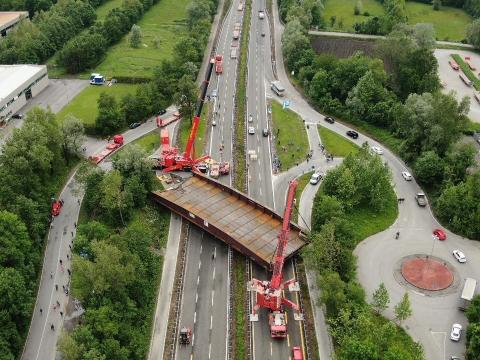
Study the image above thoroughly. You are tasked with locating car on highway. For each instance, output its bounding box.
[415,192,427,207]
[248,114,253,122]
[310,173,322,185]
[433,228,447,241]
[211,89,217,98]
[346,130,358,139]
[212,120,217,126]
[157,109,166,115]
[248,126,255,135]
[262,128,269,137]
[450,323,462,341]
[129,122,141,129]
[402,171,412,181]
[12,113,23,119]
[371,146,384,155]
[453,249,466,263]
[292,346,304,360]
[324,116,335,124]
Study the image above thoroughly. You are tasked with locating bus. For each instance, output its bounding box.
[271,81,285,97]
[459,73,472,87]
[459,278,477,311]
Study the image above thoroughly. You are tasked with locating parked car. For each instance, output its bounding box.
[346,130,358,139]
[450,324,462,341]
[157,109,166,115]
[129,122,141,129]
[310,173,323,185]
[262,128,269,137]
[453,249,466,263]
[12,113,23,119]
[371,146,384,155]
[248,126,255,135]
[433,228,446,241]
[292,346,304,360]
[415,192,427,207]
[402,171,412,181]
[324,116,335,124]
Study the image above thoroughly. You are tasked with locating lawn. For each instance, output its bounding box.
[95,0,124,19]
[92,0,189,79]
[323,0,385,32]
[406,2,472,41]
[323,0,472,41]
[115,130,160,157]
[271,101,309,171]
[56,84,138,126]
[318,125,359,157]
[451,53,480,90]
[294,171,314,223]
[177,103,209,156]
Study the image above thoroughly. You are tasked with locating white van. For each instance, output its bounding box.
[230,48,237,59]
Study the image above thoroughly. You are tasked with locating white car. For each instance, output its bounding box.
[402,171,412,181]
[248,126,255,135]
[248,114,253,123]
[310,173,322,185]
[450,324,462,341]
[211,89,217,97]
[212,120,216,126]
[453,250,466,263]
[371,146,384,155]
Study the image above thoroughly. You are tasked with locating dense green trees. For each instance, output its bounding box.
[95,93,123,136]
[0,107,84,358]
[0,0,97,64]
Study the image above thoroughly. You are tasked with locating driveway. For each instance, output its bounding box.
[435,48,480,123]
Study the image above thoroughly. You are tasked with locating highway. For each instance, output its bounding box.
[175,0,244,358]
[244,0,306,359]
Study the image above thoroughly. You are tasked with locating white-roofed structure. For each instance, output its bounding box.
[0,11,29,37]
[0,64,48,125]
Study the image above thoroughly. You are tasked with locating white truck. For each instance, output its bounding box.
[459,278,477,311]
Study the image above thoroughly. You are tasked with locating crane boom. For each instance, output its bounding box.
[184,58,215,160]
[270,180,297,289]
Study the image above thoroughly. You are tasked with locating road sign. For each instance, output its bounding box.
[282,100,290,109]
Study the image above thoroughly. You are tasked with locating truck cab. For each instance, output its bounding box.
[89,73,105,85]
[269,311,287,338]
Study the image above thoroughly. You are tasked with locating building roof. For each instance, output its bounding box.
[0,11,28,31]
[0,65,47,103]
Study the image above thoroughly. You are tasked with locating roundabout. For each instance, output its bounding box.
[401,255,454,291]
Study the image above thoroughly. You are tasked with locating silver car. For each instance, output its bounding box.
[450,324,462,341]
[248,126,255,135]
[453,250,466,263]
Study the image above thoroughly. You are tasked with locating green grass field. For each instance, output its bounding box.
[92,0,189,79]
[294,171,314,223]
[271,101,309,171]
[96,0,124,19]
[406,2,471,41]
[56,84,138,125]
[318,125,359,157]
[323,0,385,31]
[323,0,472,41]
[115,131,160,158]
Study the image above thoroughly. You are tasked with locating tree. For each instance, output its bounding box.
[354,1,362,15]
[444,143,476,185]
[112,144,154,193]
[311,194,344,231]
[281,19,310,71]
[467,19,480,48]
[371,283,390,314]
[96,93,122,136]
[129,24,142,48]
[173,75,198,124]
[57,333,84,360]
[433,0,441,10]
[394,292,412,325]
[100,171,133,226]
[339,338,378,360]
[466,323,480,359]
[466,295,480,323]
[414,151,444,186]
[186,0,211,29]
[58,32,107,74]
[60,114,85,162]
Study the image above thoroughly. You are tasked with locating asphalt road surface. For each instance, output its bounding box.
[175,0,244,358]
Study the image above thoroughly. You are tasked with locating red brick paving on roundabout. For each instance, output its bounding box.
[401,256,454,291]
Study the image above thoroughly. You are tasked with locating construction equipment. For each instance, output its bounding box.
[89,135,124,164]
[248,180,302,337]
[153,59,229,176]
[215,54,223,74]
[179,327,192,345]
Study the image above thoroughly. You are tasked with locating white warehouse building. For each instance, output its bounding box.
[0,64,49,125]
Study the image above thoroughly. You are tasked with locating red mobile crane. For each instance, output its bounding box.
[154,58,229,175]
[249,180,301,338]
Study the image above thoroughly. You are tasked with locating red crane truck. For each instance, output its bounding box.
[249,180,301,338]
[215,54,223,74]
[89,135,124,164]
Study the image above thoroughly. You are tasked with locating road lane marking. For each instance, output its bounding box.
[270,342,273,356]
[196,293,198,303]
[197,275,200,285]
[199,261,201,270]
[211,290,215,307]
[209,343,212,359]
[194,311,196,324]
[287,334,290,347]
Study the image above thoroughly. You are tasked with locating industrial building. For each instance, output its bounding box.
[0,64,49,125]
[0,11,29,37]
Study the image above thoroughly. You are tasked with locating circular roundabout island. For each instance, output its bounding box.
[401,255,454,291]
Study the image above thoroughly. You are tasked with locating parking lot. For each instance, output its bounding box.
[435,48,480,123]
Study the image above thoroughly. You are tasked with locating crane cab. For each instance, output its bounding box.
[179,327,192,344]
[269,311,287,338]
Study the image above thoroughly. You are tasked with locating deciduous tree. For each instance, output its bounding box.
[371,283,390,314]
[394,292,412,325]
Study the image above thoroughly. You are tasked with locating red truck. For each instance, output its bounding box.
[51,200,62,216]
[89,135,124,164]
[215,55,223,74]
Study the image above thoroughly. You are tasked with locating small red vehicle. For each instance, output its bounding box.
[449,59,459,70]
[433,228,447,241]
[51,200,62,216]
[215,54,223,74]
[292,346,304,360]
